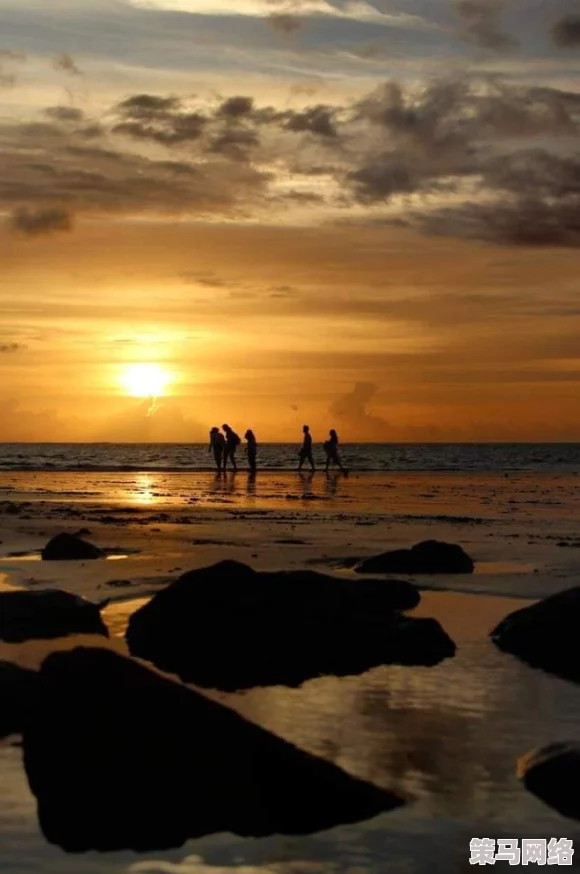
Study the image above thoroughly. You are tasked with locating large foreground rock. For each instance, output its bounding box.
[491,586,580,683]
[126,560,455,690]
[355,540,474,575]
[0,661,38,738]
[41,533,104,561]
[518,742,580,821]
[23,647,405,852]
[0,590,109,643]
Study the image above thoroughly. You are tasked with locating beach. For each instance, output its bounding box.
[1,461,580,872]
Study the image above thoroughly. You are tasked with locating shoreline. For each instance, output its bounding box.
[0,468,578,605]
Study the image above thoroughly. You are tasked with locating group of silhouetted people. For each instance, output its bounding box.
[208,424,348,475]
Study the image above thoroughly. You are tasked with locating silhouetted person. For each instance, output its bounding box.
[208,426,225,472]
[222,423,241,472]
[323,429,347,475]
[244,429,257,473]
[298,425,315,472]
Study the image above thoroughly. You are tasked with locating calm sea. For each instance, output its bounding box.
[0,443,579,473]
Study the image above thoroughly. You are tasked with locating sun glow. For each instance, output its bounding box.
[120,363,172,398]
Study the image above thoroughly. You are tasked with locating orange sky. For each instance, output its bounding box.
[2,222,579,441]
[1,0,580,441]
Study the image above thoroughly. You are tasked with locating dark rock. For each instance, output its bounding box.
[491,586,580,683]
[355,540,474,575]
[0,501,21,516]
[23,647,405,852]
[126,560,455,690]
[41,533,104,561]
[519,742,580,821]
[0,662,39,738]
[0,590,109,643]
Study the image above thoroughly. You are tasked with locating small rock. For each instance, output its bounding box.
[355,540,474,575]
[0,590,109,643]
[41,533,104,561]
[491,586,580,683]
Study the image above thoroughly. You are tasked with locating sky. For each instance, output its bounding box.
[1,0,580,442]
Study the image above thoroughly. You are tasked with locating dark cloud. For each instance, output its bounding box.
[44,106,85,123]
[0,120,268,222]
[9,207,72,236]
[116,94,181,119]
[455,0,517,52]
[208,128,260,160]
[268,14,302,33]
[0,342,22,353]
[348,158,421,202]
[345,78,580,209]
[4,73,580,246]
[285,104,338,138]
[113,95,206,144]
[483,149,580,199]
[113,114,207,145]
[551,15,580,48]
[52,53,82,76]
[217,96,255,119]
[401,196,580,247]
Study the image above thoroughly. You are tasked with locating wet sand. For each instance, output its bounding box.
[1,470,580,872]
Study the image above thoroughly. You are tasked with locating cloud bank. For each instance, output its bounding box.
[3,70,580,246]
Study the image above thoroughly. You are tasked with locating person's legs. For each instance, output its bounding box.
[308,452,315,472]
[231,448,237,471]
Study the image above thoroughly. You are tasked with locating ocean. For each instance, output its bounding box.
[0,442,579,473]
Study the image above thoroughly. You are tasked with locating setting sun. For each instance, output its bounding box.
[120,363,171,398]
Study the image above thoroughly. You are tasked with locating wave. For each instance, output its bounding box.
[0,443,579,474]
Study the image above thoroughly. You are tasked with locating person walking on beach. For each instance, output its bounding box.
[323,429,348,475]
[244,429,257,473]
[298,424,315,473]
[222,423,241,472]
[208,426,225,472]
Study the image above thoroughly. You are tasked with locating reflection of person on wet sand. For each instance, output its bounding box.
[298,425,315,472]
[324,471,340,497]
[222,423,240,472]
[208,427,225,472]
[323,429,348,475]
[244,429,257,473]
